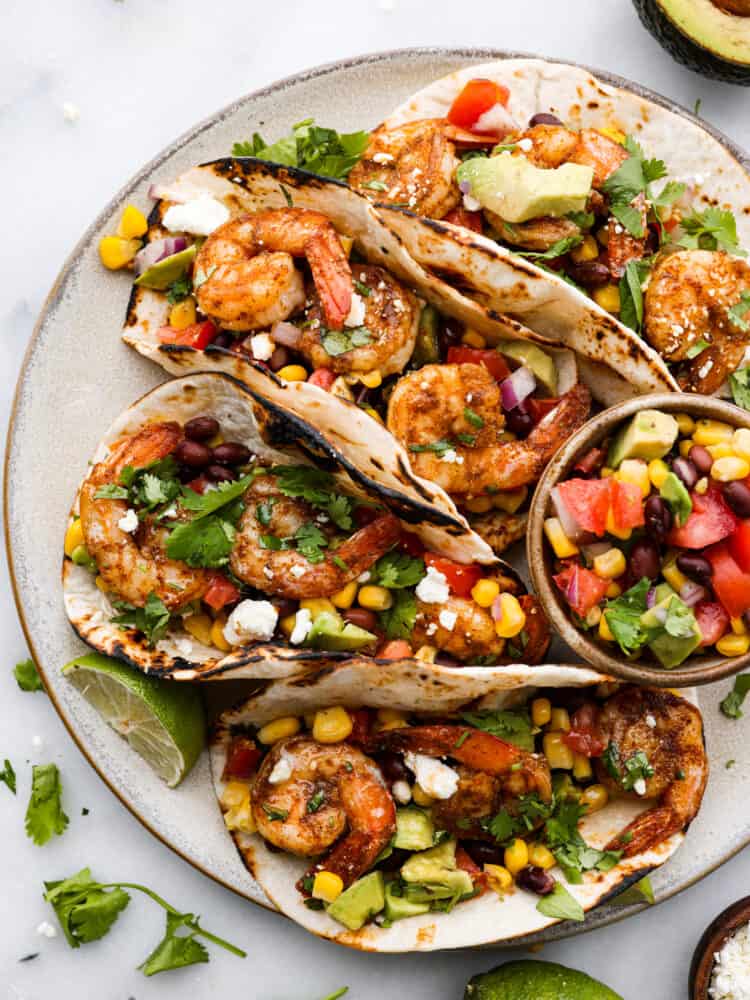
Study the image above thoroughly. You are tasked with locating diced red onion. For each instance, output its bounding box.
[491,595,504,622]
[458,179,472,194]
[133,236,188,277]
[270,321,302,348]
[680,581,708,607]
[646,588,656,609]
[500,366,536,411]
[559,569,579,610]
[551,486,591,545]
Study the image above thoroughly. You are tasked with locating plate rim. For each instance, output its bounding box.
[6,44,750,945]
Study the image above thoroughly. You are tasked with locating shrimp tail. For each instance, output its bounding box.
[369,725,522,774]
[335,513,401,574]
[306,228,353,329]
[606,805,683,858]
[525,383,591,462]
[104,422,182,480]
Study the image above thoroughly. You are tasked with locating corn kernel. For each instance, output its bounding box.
[411,783,435,807]
[496,431,518,444]
[211,616,232,652]
[300,598,337,620]
[549,707,571,732]
[731,617,748,636]
[599,612,615,642]
[648,458,670,490]
[462,329,487,349]
[415,645,438,663]
[95,575,109,593]
[221,781,250,810]
[598,125,626,145]
[717,633,750,657]
[600,466,615,478]
[491,486,528,514]
[543,731,574,770]
[99,235,140,270]
[544,517,579,559]
[64,519,85,557]
[593,284,621,314]
[184,613,213,647]
[606,582,622,599]
[312,871,344,903]
[117,204,148,239]
[331,581,358,610]
[359,369,382,389]
[695,477,709,495]
[464,495,493,514]
[616,459,650,498]
[339,236,354,257]
[585,605,602,628]
[712,456,750,482]
[279,613,297,638]
[708,442,734,461]
[223,796,255,834]
[494,593,527,639]
[580,784,609,813]
[531,698,551,727]
[573,752,593,781]
[504,838,529,876]
[673,412,695,436]
[528,843,556,870]
[605,507,631,541]
[593,548,626,580]
[484,864,513,894]
[471,578,501,608]
[693,420,734,447]
[277,364,308,382]
[375,708,410,733]
[679,439,694,458]
[364,407,384,424]
[662,554,689,593]
[733,428,750,462]
[169,297,197,330]
[257,716,301,745]
[596,225,610,247]
[312,706,353,744]
[358,585,393,612]
[570,235,599,264]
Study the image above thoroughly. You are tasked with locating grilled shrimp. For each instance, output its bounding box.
[489,215,582,253]
[228,473,400,599]
[467,509,528,556]
[297,265,420,377]
[387,363,591,495]
[252,736,396,889]
[595,687,708,857]
[644,249,750,394]
[348,118,490,219]
[194,209,353,332]
[78,422,209,610]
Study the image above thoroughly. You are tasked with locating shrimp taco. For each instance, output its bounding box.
[63,372,553,680]
[352,57,750,399]
[211,660,707,950]
[117,158,595,556]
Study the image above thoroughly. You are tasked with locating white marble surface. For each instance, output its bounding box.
[2,2,750,998]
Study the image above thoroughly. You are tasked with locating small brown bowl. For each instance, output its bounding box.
[690,896,750,999]
[527,392,750,687]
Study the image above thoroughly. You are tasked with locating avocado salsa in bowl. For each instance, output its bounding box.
[528,393,750,686]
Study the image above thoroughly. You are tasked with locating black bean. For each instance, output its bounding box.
[174,439,212,468]
[377,848,411,872]
[343,608,379,632]
[567,260,611,287]
[628,539,661,581]
[516,866,556,896]
[676,553,713,584]
[644,495,673,543]
[212,442,251,467]
[184,416,220,442]
[724,481,750,519]
[528,113,563,127]
[377,752,410,785]
[688,445,713,477]
[505,405,534,438]
[269,346,290,372]
[671,457,698,491]
[273,598,296,621]
[207,464,236,483]
[213,332,234,349]
[462,841,505,868]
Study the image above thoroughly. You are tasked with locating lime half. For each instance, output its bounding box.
[465,960,623,1000]
[63,653,205,787]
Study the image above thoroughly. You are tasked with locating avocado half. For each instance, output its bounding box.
[634,0,750,84]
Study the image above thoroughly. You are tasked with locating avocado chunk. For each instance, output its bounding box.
[306,611,376,652]
[383,881,431,923]
[659,471,693,526]
[465,959,623,1000]
[394,807,435,851]
[457,153,593,224]
[497,340,558,395]
[411,304,441,367]
[633,0,750,85]
[134,244,197,290]
[400,839,474,902]
[326,871,385,931]
[640,593,702,667]
[607,410,679,468]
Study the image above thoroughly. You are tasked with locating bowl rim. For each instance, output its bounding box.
[527,392,750,687]
[689,895,750,999]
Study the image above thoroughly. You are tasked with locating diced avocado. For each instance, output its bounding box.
[648,628,702,668]
[400,839,474,901]
[306,611,376,652]
[607,410,679,468]
[383,881,431,923]
[497,340,557,395]
[326,871,385,931]
[465,959,623,1000]
[134,245,197,290]
[660,471,693,526]
[394,808,435,852]
[640,593,673,630]
[640,593,702,667]
[457,153,593,224]
[411,305,441,367]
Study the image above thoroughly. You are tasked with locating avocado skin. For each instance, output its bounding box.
[633,0,750,84]
[465,960,623,1000]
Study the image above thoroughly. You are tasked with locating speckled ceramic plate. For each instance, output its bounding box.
[6,48,750,949]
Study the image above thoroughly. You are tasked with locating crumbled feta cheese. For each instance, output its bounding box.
[466,393,473,403]
[415,566,450,604]
[170,636,194,658]
[250,332,275,361]
[392,780,412,804]
[441,449,464,465]
[62,102,80,123]
[224,599,278,645]
[263,566,274,580]
[425,622,438,636]
[404,752,459,800]
[472,102,516,135]
[646,714,657,728]
[614,224,623,235]
[373,151,394,163]
[358,571,371,584]
[439,610,458,631]
[268,755,293,785]
[633,777,647,796]
[344,292,367,328]
[711,922,750,1000]
[290,608,313,646]
[695,172,705,186]
[163,195,230,236]
[518,137,533,152]
[117,508,139,533]
[290,565,307,579]
[462,193,482,212]
[36,921,57,938]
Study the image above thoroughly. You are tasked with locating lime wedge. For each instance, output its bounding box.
[63,653,205,787]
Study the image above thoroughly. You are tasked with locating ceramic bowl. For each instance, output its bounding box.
[690,896,750,999]
[527,392,750,687]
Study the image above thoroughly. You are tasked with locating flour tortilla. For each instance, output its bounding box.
[211,661,695,951]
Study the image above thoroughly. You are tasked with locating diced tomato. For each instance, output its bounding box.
[157,320,217,349]
[307,368,336,391]
[203,573,241,611]
[443,207,484,233]
[555,478,612,536]
[705,543,750,620]
[610,479,645,532]
[553,563,610,618]
[222,736,262,780]
[730,520,750,573]
[526,398,559,425]
[187,475,211,494]
[376,640,414,660]
[399,531,425,558]
[446,346,511,382]
[562,703,605,758]
[447,78,510,132]
[424,553,483,598]
[694,600,730,648]
[668,486,737,549]
[348,708,372,745]
[455,846,488,894]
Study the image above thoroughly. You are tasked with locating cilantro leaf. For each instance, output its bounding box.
[256,499,276,526]
[408,439,454,455]
[379,589,417,640]
[602,740,654,791]
[233,119,369,180]
[179,475,252,518]
[14,657,44,692]
[685,337,710,359]
[610,875,655,906]
[603,578,651,655]
[610,202,646,238]
[517,235,583,260]
[294,522,328,564]
[25,764,69,846]
[270,465,353,529]
[165,513,240,568]
[536,882,584,922]
[618,259,645,332]
[460,709,535,751]
[111,592,172,646]
[729,290,750,332]
[166,276,192,304]
[371,551,425,589]
[730,367,750,411]
[1,758,16,794]
[482,809,516,844]
[679,206,746,255]
[139,911,209,977]
[721,674,750,719]
[321,327,373,357]
[463,407,485,429]
[652,180,686,209]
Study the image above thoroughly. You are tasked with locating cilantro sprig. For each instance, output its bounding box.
[25,764,69,846]
[517,235,583,261]
[721,674,750,719]
[232,118,369,180]
[460,709,536,752]
[165,475,252,568]
[1,758,16,795]
[270,465,354,530]
[603,741,654,791]
[321,326,373,357]
[730,367,750,411]
[14,657,44,692]
[379,589,417,641]
[112,592,172,647]
[729,290,750,332]
[371,551,425,589]
[679,206,746,256]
